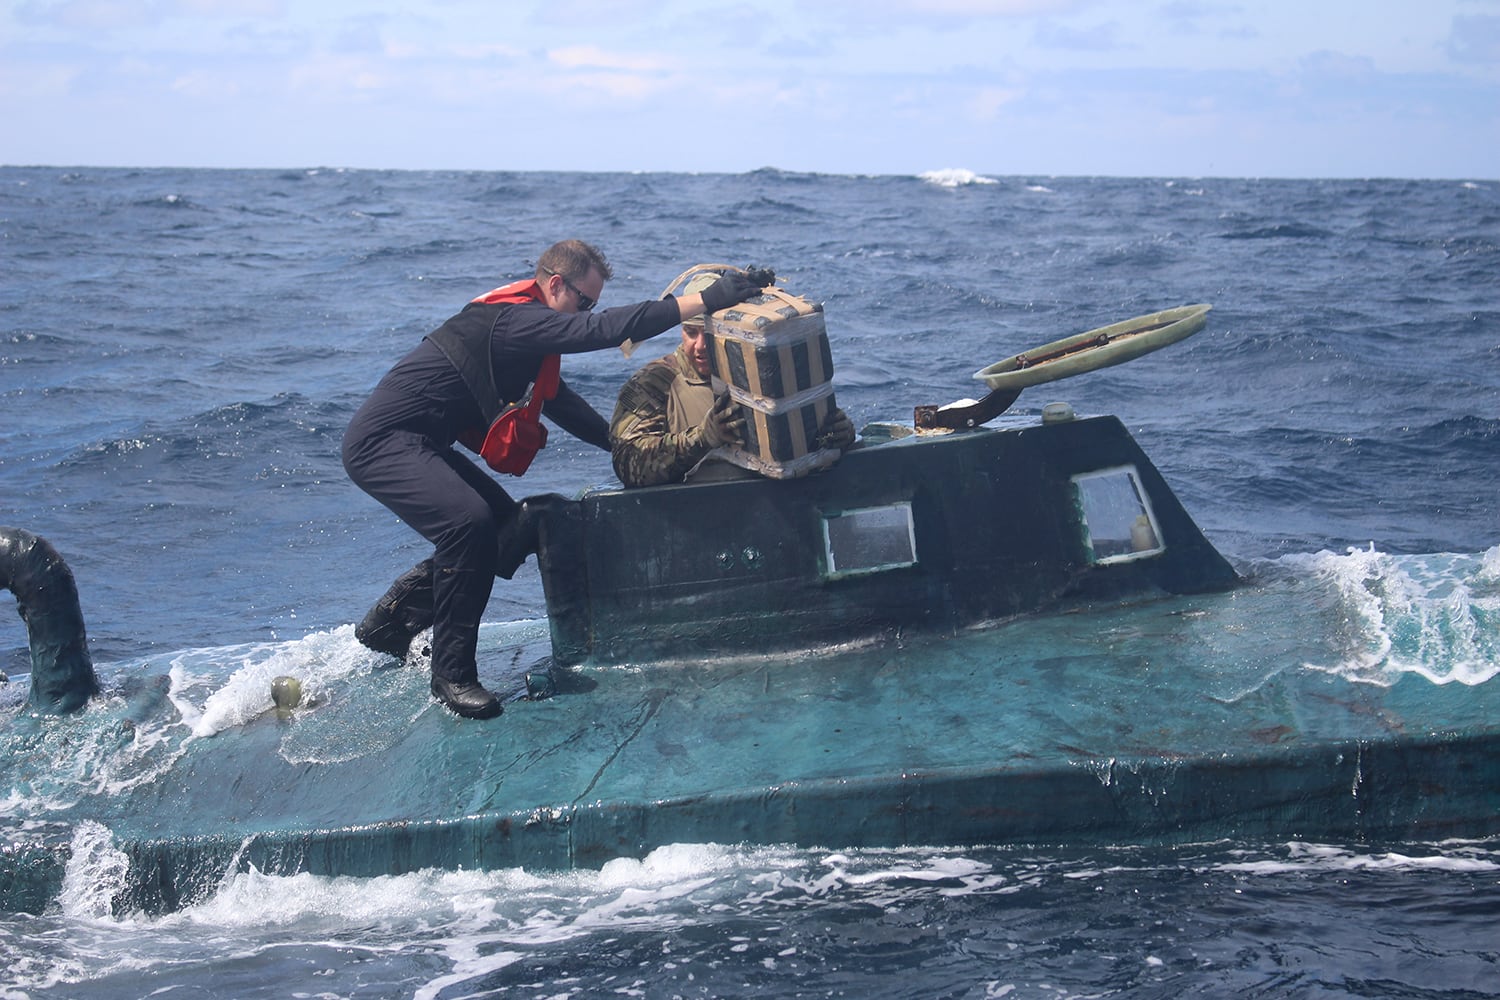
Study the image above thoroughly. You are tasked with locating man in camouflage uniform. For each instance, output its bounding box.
[610,274,855,488]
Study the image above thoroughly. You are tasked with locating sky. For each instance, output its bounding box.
[2,0,1497,178]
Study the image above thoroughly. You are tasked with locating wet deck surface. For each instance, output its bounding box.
[4,578,1498,912]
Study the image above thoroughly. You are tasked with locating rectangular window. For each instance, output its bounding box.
[1072,466,1165,565]
[822,502,917,578]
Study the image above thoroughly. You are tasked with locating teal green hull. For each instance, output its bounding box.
[4,420,1497,915]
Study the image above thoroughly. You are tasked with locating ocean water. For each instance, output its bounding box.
[2,166,1498,997]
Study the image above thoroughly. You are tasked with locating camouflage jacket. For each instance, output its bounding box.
[609,345,717,488]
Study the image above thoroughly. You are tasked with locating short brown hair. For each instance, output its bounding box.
[536,239,612,283]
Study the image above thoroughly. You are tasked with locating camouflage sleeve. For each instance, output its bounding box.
[609,359,715,488]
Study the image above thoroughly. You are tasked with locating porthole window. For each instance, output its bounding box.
[822,502,917,578]
[1073,466,1165,564]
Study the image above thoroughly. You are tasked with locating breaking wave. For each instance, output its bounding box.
[1285,544,1500,686]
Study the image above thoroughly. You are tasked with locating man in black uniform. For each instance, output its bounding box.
[342,240,764,719]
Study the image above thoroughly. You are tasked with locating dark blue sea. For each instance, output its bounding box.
[2,166,1498,998]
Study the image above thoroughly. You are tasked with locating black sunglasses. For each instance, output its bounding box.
[542,267,596,312]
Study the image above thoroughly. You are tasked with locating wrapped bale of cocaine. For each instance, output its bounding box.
[702,275,843,479]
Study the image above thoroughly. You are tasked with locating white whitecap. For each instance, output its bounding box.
[918,168,999,188]
[1285,544,1500,686]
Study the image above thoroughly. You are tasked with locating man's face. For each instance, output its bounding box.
[545,266,604,314]
[681,323,711,376]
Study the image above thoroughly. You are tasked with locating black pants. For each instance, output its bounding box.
[342,426,516,684]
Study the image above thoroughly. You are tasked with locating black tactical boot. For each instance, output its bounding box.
[355,559,435,657]
[430,676,503,720]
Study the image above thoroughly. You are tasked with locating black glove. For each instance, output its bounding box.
[816,409,856,450]
[743,265,776,287]
[699,272,764,313]
[699,392,745,448]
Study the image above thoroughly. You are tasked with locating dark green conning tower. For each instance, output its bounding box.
[535,414,1239,668]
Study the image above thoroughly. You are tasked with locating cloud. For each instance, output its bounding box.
[970,85,1027,118]
[15,0,285,32]
[546,46,668,73]
[286,53,388,99]
[839,0,1090,13]
[0,59,78,100]
[175,0,284,13]
[537,46,680,103]
[1446,14,1500,64]
[170,68,243,99]
[803,0,1094,26]
[446,41,528,61]
[330,18,384,56]
[1033,18,1127,50]
[14,0,163,31]
[1157,1,1257,38]
[1298,49,1379,80]
[2,0,1495,177]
